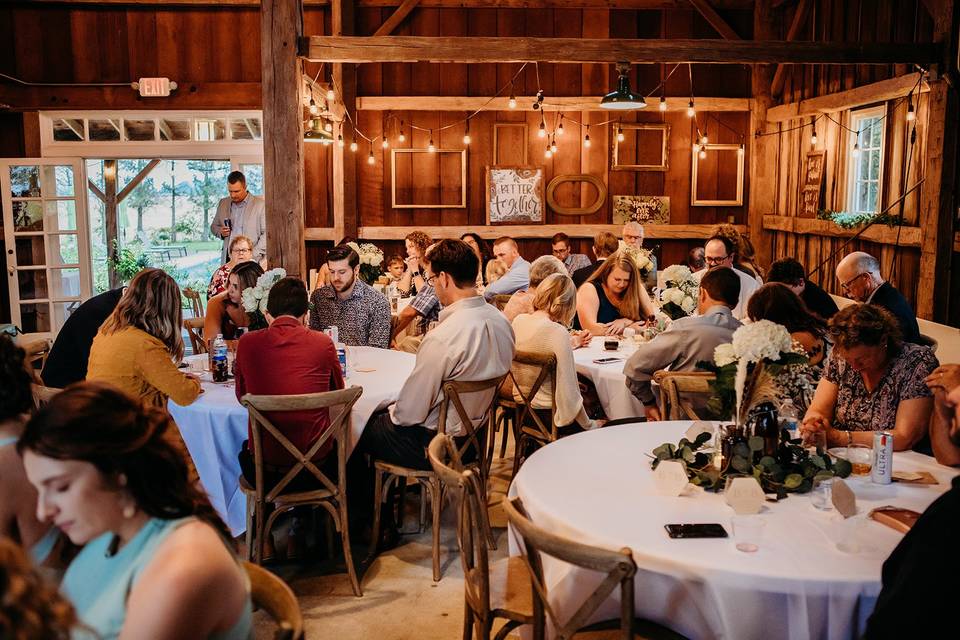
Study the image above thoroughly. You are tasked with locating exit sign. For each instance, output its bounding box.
[137,77,175,97]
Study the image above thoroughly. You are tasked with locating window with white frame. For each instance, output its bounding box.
[847,106,886,215]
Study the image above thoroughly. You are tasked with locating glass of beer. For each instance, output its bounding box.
[846,444,873,476]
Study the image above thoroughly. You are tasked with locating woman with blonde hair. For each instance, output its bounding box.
[512,273,598,434]
[576,250,656,336]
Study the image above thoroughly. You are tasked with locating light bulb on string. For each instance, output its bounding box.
[326,87,335,102]
[906,100,916,122]
[367,148,375,165]
[852,141,860,157]
[698,147,707,159]
[463,120,471,145]
[557,116,564,136]
[811,117,818,145]
[381,137,389,149]
[538,114,546,138]
[337,133,344,148]
[551,137,558,154]
[508,89,517,110]
[308,97,319,116]
[428,129,436,153]
[324,121,333,132]
[544,145,552,159]
[700,134,708,146]
[398,121,406,143]
[738,143,744,155]
[617,121,625,142]
[659,96,667,112]
[350,140,358,152]
[687,100,695,117]
[584,125,591,148]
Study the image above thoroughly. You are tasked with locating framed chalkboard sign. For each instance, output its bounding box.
[485,166,545,225]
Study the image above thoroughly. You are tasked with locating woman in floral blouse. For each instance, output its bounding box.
[801,304,938,451]
[207,235,255,298]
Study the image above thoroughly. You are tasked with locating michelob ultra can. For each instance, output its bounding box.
[872,431,893,484]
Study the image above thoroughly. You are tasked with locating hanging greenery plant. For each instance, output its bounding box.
[816,209,905,230]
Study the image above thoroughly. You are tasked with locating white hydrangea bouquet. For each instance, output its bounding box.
[346,241,385,285]
[699,320,809,423]
[241,267,287,330]
[657,264,699,320]
[621,245,655,280]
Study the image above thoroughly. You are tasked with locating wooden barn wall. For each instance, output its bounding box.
[759,0,935,313]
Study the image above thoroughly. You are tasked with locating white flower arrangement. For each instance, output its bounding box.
[657,264,699,320]
[346,241,385,267]
[241,267,287,320]
[730,320,794,364]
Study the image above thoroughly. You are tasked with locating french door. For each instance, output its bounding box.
[1,158,92,339]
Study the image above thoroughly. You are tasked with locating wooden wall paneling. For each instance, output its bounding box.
[126,10,159,79]
[407,111,435,225]
[495,8,525,92]
[361,109,386,225]
[155,10,183,79]
[470,111,494,226]
[664,111,691,226]
[580,7,609,221]
[441,135,468,225]
[304,143,332,228]
[237,7,262,80]
[523,8,554,97]
[439,8,468,97]
[467,8,498,97]
[357,8,383,95]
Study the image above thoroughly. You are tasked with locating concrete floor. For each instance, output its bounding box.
[252,449,519,639]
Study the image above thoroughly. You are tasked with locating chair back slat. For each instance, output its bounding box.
[184,317,207,355]
[244,561,303,640]
[510,350,558,442]
[437,376,506,467]
[502,496,636,640]
[183,287,205,318]
[652,370,716,421]
[492,294,512,311]
[241,387,362,501]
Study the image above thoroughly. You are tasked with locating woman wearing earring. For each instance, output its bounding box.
[19,382,253,640]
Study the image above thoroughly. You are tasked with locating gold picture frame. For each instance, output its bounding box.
[612,123,670,172]
[390,148,467,209]
[691,144,744,207]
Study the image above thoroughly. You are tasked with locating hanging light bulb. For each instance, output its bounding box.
[687,100,695,117]
[337,133,344,148]
[699,147,707,159]
[852,141,860,157]
[324,121,333,132]
[398,120,406,143]
[738,143,744,155]
[906,100,916,122]
[551,137,558,153]
[428,130,436,153]
[659,96,667,112]
[326,87,335,102]
[350,140,358,152]
[584,125,591,148]
[617,121,625,142]
[508,88,517,110]
[538,114,546,138]
[308,97,319,116]
[545,145,552,159]
[463,120,471,145]
[700,134,708,146]
[557,116,564,136]
[367,148,375,165]
[381,137,389,149]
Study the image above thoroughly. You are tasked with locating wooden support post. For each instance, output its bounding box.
[332,0,358,242]
[103,160,120,288]
[262,0,306,278]
[748,0,777,270]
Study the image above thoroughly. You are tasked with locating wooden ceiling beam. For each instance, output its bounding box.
[301,36,941,65]
[0,82,261,111]
[766,74,929,122]
[306,223,743,241]
[769,0,813,97]
[688,0,742,40]
[22,1,756,8]
[355,95,751,111]
[372,0,421,37]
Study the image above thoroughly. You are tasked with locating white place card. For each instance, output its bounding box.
[653,460,690,496]
[725,477,766,514]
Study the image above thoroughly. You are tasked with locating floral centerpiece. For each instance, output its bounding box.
[346,241,385,285]
[649,319,851,497]
[241,267,287,330]
[657,264,699,320]
[621,245,654,281]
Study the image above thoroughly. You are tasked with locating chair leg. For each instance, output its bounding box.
[244,494,254,562]
[498,412,511,460]
[463,601,475,640]
[511,435,526,481]
[369,467,385,557]
[429,477,442,582]
[477,475,497,551]
[418,479,428,534]
[338,498,363,597]
[253,500,265,565]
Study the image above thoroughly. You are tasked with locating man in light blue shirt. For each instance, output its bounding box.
[483,236,530,300]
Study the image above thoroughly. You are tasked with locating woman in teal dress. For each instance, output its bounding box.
[19,382,253,640]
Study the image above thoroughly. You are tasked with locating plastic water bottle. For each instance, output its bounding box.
[212,334,228,382]
[779,399,800,442]
[336,342,348,378]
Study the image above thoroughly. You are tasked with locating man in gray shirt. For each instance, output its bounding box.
[624,267,742,421]
[210,171,266,264]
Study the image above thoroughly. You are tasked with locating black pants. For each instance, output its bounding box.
[357,410,479,471]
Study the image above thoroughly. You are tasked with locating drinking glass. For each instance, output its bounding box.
[731,515,765,553]
[802,429,827,454]
[811,477,833,511]
[846,444,873,476]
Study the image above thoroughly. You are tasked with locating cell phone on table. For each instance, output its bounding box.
[592,357,622,364]
[664,523,728,539]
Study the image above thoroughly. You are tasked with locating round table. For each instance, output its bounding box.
[508,421,957,640]
[169,346,415,535]
[572,338,645,420]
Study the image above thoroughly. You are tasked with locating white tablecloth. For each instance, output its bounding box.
[169,346,415,535]
[572,339,645,420]
[509,421,958,640]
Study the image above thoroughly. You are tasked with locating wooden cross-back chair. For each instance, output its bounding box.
[492,294,513,311]
[502,496,685,640]
[370,375,505,582]
[183,286,205,318]
[652,371,716,421]
[184,317,207,355]
[428,434,534,640]
[243,561,304,640]
[508,351,558,480]
[239,386,363,597]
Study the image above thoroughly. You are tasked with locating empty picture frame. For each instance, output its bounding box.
[391,148,467,209]
[612,123,670,171]
[493,123,528,165]
[691,144,744,206]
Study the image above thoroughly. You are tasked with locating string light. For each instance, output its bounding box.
[687,100,695,117]
[700,134,708,146]
[367,147,375,165]
[308,97,319,116]
[906,100,916,122]
[544,144,552,159]
[326,87,335,102]
[428,129,436,153]
[557,115,565,136]
[551,137,558,154]
[538,113,546,138]
[381,137,389,149]
[337,133,344,148]
[350,140,358,152]
[738,143,744,155]
[463,120,471,145]
[616,120,625,142]
[659,96,667,112]
[324,121,333,132]
[698,146,707,159]
[852,140,860,157]
[398,121,406,143]
[508,86,517,109]
[584,124,591,148]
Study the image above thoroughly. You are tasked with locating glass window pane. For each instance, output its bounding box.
[194,119,226,141]
[45,200,77,231]
[88,119,122,141]
[867,182,879,213]
[49,268,81,298]
[18,269,48,300]
[86,159,105,193]
[50,234,79,266]
[858,182,869,213]
[52,118,85,142]
[123,119,156,141]
[870,119,882,147]
[12,201,44,232]
[19,303,51,334]
[15,237,46,267]
[159,119,191,141]
[52,301,81,329]
[230,118,262,140]
[240,163,263,195]
[40,165,75,197]
[870,150,881,181]
[9,165,40,197]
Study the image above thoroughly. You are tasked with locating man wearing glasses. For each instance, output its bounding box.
[693,235,760,320]
[621,222,658,291]
[551,232,591,276]
[835,251,920,343]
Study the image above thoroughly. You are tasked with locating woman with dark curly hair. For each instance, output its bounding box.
[0,336,59,568]
[0,537,77,639]
[801,304,938,451]
[396,230,432,296]
[460,232,493,284]
[747,283,830,369]
[19,382,252,640]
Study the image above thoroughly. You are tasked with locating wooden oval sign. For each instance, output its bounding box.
[546,174,607,216]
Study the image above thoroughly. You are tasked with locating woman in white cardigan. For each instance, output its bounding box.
[511,273,599,434]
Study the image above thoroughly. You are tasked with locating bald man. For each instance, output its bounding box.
[835,251,919,343]
[483,236,530,300]
[621,222,658,291]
